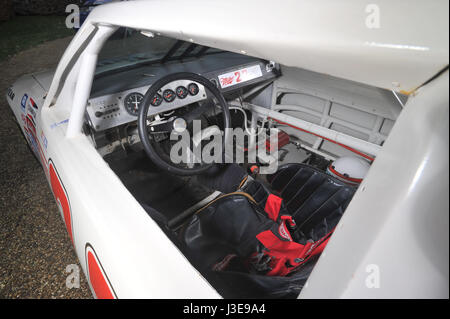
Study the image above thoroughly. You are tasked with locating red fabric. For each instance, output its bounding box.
[264,194,283,221]
[280,215,296,227]
[256,230,309,276]
[255,191,336,276]
[255,228,335,276]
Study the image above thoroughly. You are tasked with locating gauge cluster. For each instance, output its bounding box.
[86,80,206,131]
[86,58,279,132]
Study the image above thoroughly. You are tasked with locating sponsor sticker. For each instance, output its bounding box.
[50,118,69,129]
[21,94,28,111]
[28,97,38,109]
[7,88,15,100]
[40,131,48,150]
[25,117,39,158]
[218,65,263,89]
[27,104,37,119]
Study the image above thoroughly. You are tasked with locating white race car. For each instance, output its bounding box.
[6,0,449,299]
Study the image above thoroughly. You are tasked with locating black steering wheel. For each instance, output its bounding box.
[138,72,231,176]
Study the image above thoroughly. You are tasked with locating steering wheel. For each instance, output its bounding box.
[138,72,231,176]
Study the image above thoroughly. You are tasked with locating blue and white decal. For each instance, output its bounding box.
[21,94,28,111]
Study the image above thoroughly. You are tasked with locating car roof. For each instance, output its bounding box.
[84,0,448,93]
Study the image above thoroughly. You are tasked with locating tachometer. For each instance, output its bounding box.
[150,93,163,106]
[163,89,176,102]
[124,92,144,116]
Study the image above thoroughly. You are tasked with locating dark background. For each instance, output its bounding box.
[0,0,78,61]
[0,0,92,298]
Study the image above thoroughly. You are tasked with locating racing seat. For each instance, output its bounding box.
[178,163,356,298]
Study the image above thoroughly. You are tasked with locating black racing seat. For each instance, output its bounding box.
[178,163,356,298]
[251,163,356,242]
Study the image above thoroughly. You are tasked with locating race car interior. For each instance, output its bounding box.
[84,29,404,298]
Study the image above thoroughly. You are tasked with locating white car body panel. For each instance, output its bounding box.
[6,0,448,298]
[11,77,220,299]
[301,71,449,298]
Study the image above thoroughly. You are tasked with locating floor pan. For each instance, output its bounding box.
[105,151,213,221]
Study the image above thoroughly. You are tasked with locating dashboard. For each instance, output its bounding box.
[86,52,278,132]
[86,79,207,131]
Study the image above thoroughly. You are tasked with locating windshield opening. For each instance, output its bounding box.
[96,28,224,76]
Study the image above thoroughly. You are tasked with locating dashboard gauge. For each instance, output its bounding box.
[124,92,144,116]
[176,86,188,99]
[188,83,199,96]
[150,93,163,106]
[163,89,176,102]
